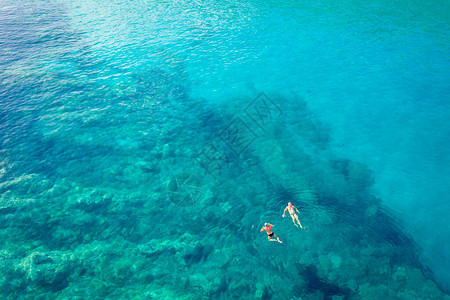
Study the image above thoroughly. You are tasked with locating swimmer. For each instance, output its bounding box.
[282,202,302,228]
[260,223,283,243]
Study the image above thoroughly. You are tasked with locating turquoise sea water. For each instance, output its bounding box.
[1,0,449,298]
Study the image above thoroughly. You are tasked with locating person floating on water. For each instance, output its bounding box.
[260,223,283,243]
[282,202,302,228]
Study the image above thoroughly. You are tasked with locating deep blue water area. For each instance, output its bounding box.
[1,0,449,298]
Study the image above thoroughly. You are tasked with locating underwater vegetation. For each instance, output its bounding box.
[1,62,448,299]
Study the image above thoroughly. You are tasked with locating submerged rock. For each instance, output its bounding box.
[184,243,213,266]
[18,251,75,292]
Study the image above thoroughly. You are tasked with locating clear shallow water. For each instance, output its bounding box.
[1,0,449,298]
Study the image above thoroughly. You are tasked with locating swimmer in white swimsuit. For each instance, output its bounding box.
[282,202,302,228]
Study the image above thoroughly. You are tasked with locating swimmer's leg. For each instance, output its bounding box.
[295,215,302,228]
[274,234,283,243]
[290,215,299,227]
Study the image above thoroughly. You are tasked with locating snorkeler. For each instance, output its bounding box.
[260,223,283,243]
[282,202,302,228]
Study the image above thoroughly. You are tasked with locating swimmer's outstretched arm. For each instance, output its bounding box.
[282,207,288,217]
